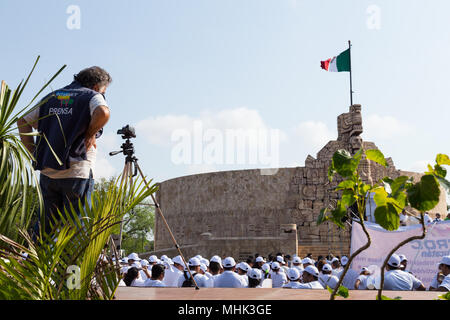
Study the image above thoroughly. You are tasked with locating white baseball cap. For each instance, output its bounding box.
[398,254,408,262]
[148,255,158,263]
[161,254,168,260]
[210,255,222,265]
[331,257,339,264]
[262,263,270,273]
[127,253,141,261]
[287,268,301,281]
[439,255,450,266]
[276,256,286,265]
[341,256,349,266]
[120,257,129,264]
[140,259,149,267]
[255,256,265,263]
[173,255,185,267]
[201,258,210,267]
[195,255,203,260]
[271,262,281,270]
[248,268,262,280]
[223,257,236,268]
[200,263,208,273]
[304,265,319,277]
[238,262,250,272]
[292,256,302,264]
[388,254,402,268]
[131,261,142,269]
[360,267,369,273]
[188,257,201,267]
[322,264,332,272]
[302,257,313,265]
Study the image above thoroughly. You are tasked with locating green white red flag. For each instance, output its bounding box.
[321,48,351,72]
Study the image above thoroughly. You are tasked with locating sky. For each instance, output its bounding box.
[1,0,450,184]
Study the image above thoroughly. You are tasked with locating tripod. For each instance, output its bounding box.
[110,136,200,289]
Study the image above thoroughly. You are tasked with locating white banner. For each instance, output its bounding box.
[350,220,450,288]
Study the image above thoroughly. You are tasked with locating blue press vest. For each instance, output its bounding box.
[34,81,102,171]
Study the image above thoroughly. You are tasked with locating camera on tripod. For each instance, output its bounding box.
[117,125,136,139]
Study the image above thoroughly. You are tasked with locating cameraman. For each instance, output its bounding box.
[17,66,111,236]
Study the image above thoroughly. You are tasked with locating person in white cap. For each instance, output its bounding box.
[254,256,265,269]
[302,257,314,269]
[297,265,324,289]
[331,257,343,277]
[261,263,271,279]
[177,257,208,287]
[292,256,304,272]
[163,255,184,287]
[383,254,425,291]
[354,267,371,290]
[214,257,245,288]
[435,255,450,292]
[276,256,289,274]
[148,255,158,266]
[127,252,141,265]
[270,262,287,288]
[236,262,250,287]
[143,264,166,287]
[398,254,410,273]
[139,259,151,281]
[247,268,263,288]
[283,268,302,289]
[318,263,339,290]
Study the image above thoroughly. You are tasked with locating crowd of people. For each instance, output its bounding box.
[116,251,450,292]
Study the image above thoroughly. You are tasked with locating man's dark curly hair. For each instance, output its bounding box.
[74,66,112,89]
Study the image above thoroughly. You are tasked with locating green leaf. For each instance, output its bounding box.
[390,176,410,196]
[436,154,450,166]
[336,179,356,191]
[434,164,447,179]
[317,208,328,225]
[374,204,400,231]
[341,189,356,208]
[332,149,359,178]
[438,292,450,300]
[366,149,387,167]
[407,174,441,212]
[336,285,349,298]
[377,295,402,300]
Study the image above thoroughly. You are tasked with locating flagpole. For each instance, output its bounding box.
[348,40,353,106]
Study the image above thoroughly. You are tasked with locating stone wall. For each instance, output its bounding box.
[150,105,447,260]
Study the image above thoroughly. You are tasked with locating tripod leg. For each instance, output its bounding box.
[134,160,200,290]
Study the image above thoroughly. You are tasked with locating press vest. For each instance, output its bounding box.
[34,81,100,171]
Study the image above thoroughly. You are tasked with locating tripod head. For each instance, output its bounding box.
[109,125,138,176]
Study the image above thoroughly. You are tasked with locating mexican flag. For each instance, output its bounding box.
[321,48,351,72]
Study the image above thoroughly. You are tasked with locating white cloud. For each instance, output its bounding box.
[94,150,119,179]
[404,160,431,173]
[93,132,121,179]
[363,114,413,141]
[291,121,336,151]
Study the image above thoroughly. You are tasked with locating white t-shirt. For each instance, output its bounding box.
[130,278,146,287]
[296,281,325,289]
[439,274,450,291]
[355,275,369,290]
[177,272,209,288]
[282,281,303,289]
[214,271,245,288]
[383,269,423,291]
[143,279,166,287]
[319,273,340,290]
[163,266,183,287]
[271,271,288,288]
[24,93,108,179]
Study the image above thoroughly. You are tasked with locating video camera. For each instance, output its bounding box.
[117,125,136,139]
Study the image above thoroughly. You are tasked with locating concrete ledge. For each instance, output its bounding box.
[115,287,443,300]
